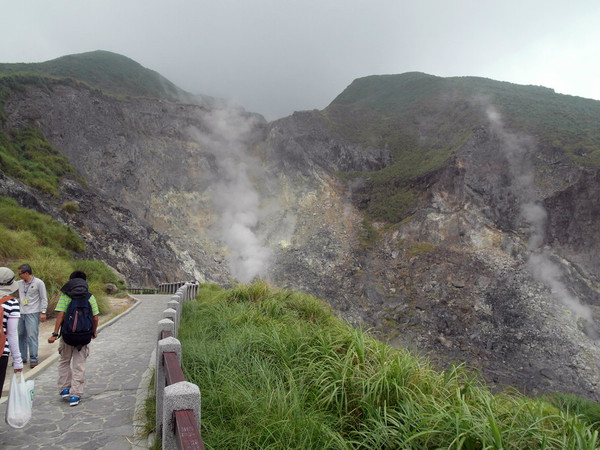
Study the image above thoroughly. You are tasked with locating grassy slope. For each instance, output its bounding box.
[177,282,600,449]
[323,72,600,223]
[0,196,122,314]
[0,50,189,102]
[0,125,77,196]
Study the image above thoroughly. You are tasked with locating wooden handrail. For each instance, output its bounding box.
[174,410,205,450]
[164,352,186,385]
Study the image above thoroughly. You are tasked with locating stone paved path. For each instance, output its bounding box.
[0,294,171,449]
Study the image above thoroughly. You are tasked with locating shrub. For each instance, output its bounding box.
[60,201,80,214]
[407,241,436,258]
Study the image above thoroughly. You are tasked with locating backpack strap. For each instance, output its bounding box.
[0,295,15,353]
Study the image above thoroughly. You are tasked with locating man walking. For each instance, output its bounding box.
[48,270,99,407]
[17,263,48,368]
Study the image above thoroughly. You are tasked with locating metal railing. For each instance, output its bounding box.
[155,282,205,449]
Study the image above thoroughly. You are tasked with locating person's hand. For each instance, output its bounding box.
[48,335,58,344]
[40,313,47,323]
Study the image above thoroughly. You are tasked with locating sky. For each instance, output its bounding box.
[2,1,599,121]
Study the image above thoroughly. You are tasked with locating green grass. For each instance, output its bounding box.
[177,281,600,449]
[0,195,121,314]
[0,196,84,255]
[0,125,77,196]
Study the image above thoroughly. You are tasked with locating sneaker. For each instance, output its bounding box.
[30,361,38,368]
[60,388,70,398]
[69,396,80,407]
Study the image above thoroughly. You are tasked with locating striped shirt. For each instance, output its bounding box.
[2,297,20,356]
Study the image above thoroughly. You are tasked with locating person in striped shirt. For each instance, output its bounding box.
[0,267,24,398]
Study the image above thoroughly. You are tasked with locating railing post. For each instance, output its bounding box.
[182,283,191,301]
[158,318,175,340]
[156,336,181,437]
[163,381,202,450]
[171,292,183,326]
[163,308,177,338]
[168,297,181,332]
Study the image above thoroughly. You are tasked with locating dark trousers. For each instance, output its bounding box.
[0,355,8,399]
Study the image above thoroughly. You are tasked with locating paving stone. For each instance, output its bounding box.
[0,295,170,449]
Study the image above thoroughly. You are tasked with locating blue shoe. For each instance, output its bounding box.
[60,388,70,398]
[69,396,80,406]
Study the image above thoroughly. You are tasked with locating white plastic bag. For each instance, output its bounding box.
[5,372,34,428]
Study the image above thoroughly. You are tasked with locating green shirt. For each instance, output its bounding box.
[56,293,100,316]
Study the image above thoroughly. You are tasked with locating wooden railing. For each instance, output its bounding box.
[123,287,158,295]
[155,282,205,450]
[158,281,199,296]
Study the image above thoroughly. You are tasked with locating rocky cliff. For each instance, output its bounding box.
[265,109,600,401]
[1,67,599,402]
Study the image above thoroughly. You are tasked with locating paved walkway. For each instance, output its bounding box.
[0,294,171,449]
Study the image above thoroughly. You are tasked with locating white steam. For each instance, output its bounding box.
[486,105,597,337]
[189,108,271,282]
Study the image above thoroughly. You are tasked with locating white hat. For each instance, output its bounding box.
[0,267,19,296]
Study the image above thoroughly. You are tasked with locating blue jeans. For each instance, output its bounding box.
[18,312,40,363]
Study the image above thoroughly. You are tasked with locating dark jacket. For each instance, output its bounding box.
[60,278,89,299]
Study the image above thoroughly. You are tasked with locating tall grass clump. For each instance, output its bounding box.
[0,196,85,255]
[541,392,600,430]
[179,281,600,449]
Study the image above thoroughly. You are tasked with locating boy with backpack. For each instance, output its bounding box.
[48,271,99,407]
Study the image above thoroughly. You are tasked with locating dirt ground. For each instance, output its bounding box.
[1,296,135,397]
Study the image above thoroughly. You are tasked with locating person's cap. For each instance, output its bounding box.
[0,267,19,296]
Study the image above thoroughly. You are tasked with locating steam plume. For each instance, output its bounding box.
[189,108,271,282]
[486,105,598,338]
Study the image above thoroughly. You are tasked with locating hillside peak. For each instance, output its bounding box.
[0,50,190,102]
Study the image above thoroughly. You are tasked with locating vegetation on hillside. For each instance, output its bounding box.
[173,281,599,449]
[0,125,77,196]
[0,196,122,314]
[325,73,600,223]
[0,50,188,102]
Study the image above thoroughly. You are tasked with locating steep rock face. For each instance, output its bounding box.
[266,111,392,174]
[3,83,243,285]
[545,169,600,273]
[0,171,182,285]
